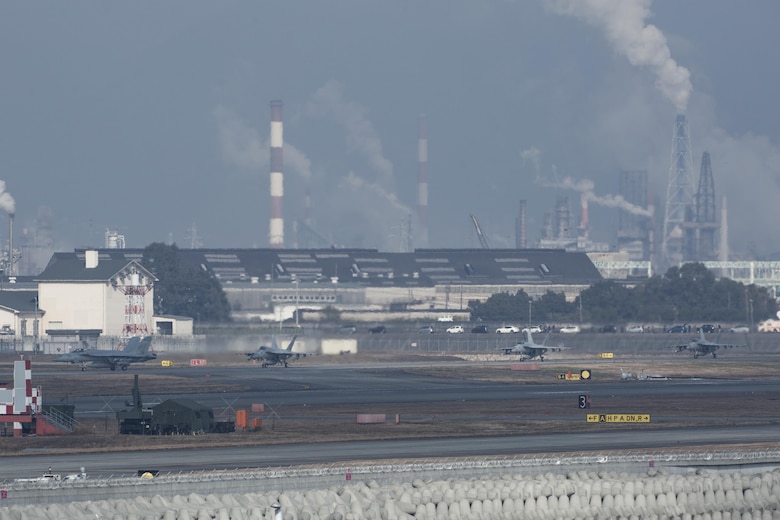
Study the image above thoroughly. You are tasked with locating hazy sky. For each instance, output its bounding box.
[2,1,779,262]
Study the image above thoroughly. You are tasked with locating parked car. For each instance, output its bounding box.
[559,324,581,334]
[368,325,387,334]
[600,324,618,333]
[698,324,717,333]
[417,325,435,334]
[446,325,464,334]
[470,325,489,334]
[496,325,520,334]
[729,325,750,333]
[667,324,688,333]
[338,324,357,334]
[522,326,542,334]
[0,326,14,336]
[626,325,644,333]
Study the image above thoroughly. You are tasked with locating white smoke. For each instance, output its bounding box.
[520,147,542,176]
[341,171,412,217]
[307,80,395,189]
[542,176,652,217]
[549,0,692,112]
[213,105,312,179]
[0,181,15,214]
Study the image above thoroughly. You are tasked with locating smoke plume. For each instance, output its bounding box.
[543,176,652,217]
[549,0,692,112]
[213,105,312,179]
[0,181,15,214]
[307,80,395,189]
[520,147,542,176]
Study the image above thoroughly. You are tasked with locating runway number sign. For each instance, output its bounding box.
[587,414,650,423]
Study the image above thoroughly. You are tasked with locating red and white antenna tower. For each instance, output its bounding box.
[115,269,152,337]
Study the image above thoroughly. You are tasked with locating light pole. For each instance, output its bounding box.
[33,296,39,354]
[294,279,300,328]
[528,299,532,328]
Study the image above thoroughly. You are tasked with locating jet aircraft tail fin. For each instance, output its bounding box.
[120,336,141,353]
[123,336,152,354]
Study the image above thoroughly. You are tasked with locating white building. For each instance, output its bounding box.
[35,250,156,339]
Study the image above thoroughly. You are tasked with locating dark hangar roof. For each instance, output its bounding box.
[36,252,156,282]
[66,248,602,287]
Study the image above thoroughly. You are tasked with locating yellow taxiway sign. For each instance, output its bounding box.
[587,414,650,423]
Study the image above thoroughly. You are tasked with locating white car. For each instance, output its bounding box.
[626,325,644,333]
[446,325,464,334]
[730,325,750,333]
[559,324,581,334]
[522,326,542,334]
[496,325,520,334]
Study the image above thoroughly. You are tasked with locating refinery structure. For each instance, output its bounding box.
[1,108,779,295]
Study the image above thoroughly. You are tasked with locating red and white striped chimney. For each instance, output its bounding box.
[417,114,429,247]
[269,100,284,248]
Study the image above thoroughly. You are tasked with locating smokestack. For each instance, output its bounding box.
[516,200,527,248]
[417,115,429,247]
[647,191,655,262]
[269,100,284,248]
[719,195,729,262]
[7,213,12,277]
[580,193,589,241]
[556,197,569,239]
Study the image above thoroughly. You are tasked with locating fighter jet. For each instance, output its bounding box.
[247,335,304,367]
[674,329,745,359]
[498,329,567,361]
[54,336,156,371]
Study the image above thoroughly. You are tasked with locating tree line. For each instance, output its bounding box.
[468,262,775,327]
[140,246,775,328]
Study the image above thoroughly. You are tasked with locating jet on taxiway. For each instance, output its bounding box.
[54,336,156,371]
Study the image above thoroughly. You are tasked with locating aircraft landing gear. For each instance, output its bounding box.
[110,366,116,371]
[121,365,128,371]
[712,352,717,359]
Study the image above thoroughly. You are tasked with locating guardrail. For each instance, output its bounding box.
[3,449,779,508]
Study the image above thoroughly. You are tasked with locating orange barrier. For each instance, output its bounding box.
[235,409,248,429]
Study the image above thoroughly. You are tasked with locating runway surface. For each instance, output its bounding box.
[4,424,780,480]
[1,354,776,480]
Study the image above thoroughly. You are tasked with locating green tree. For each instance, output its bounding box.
[536,290,573,322]
[469,290,530,323]
[580,281,636,323]
[142,243,232,323]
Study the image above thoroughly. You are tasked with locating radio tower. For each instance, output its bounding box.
[116,269,152,337]
[662,114,696,266]
[694,151,718,260]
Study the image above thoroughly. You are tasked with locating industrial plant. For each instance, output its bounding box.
[0,107,777,323]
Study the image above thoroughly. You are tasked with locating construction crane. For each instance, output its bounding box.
[470,214,491,249]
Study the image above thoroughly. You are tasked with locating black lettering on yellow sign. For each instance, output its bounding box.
[587,414,650,423]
